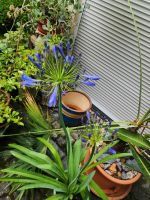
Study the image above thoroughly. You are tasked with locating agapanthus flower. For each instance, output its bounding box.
[52,45,58,58]
[28,55,42,70]
[21,81,41,87]
[80,80,96,87]
[86,111,91,123]
[108,148,116,154]
[82,74,100,80]
[48,86,58,107]
[112,128,119,135]
[65,55,74,65]
[58,43,65,58]
[21,74,41,82]
[21,74,41,87]
[62,91,67,96]
[35,53,43,62]
[81,138,87,143]
[66,41,72,54]
[75,74,80,81]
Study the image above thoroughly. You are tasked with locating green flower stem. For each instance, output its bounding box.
[58,84,70,156]
[0,122,137,138]
[128,0,143,120]
[81,145,96,174]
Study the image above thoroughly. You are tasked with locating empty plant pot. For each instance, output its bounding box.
[84,148,141,200]
[62,91,92,126]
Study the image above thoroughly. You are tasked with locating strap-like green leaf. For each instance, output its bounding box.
[130,146,150,182]
[9,143,52,164]
[38,137,63,170]
[18,183,66,192]
[46,194,66,200]
[90,180,108,200]
[0,178,39,184]
[91,140,119,162]
[73,139,82,177]
[84,153,132,172]
[10,150,65,180]
[68,133,74,183]
[118,129,150,149]
[1,168,66,188]
[2,168,67,191]
[77,172,95,193]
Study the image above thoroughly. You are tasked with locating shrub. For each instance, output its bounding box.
[0,0,23,32]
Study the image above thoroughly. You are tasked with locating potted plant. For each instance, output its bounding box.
[62,91,92,126]
[0,91,132,200]
[22,41,100,110]
[82,111,150,199]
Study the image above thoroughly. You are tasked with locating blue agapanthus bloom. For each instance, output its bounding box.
[112,128,119,135]
[48,86,58,107]
[82,74,100,80]
[35,53,43,62]
[28,55,42,70]
[21,74,41,82]
[65,55,75,65]
[21,74,41,87]
[80,80,96,87]
[57,43,65,58]
[86,111,91,123]
[66,41,72,54]
[107,148,116,155]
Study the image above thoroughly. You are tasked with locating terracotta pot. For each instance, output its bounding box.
[0,90,10,128]
[62,91,92,126]
[84,149,141,200]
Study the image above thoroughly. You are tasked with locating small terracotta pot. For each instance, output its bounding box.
[62,91,92,126]
[0,90,10,128]
[84,148,141,200]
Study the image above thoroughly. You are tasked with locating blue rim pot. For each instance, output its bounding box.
[62,91,92,126]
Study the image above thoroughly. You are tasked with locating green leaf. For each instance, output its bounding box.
[9,150,64,180]
[78,172,95,193]
[73,139,82,177]
[0,178,39,184]
[91,140,119,162]
[38,137,64,170]
[46,194,66,200]
[118,129,150,149]
[1,168,66,189]
[80,188,91,200]
[85,153,132,172]
[68,131,74,183]
[9,143,52,164]
[18,183,66,192]
[90,180,108,200]
[130,146,150,182]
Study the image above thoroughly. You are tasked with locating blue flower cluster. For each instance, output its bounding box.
[20,41,100,107]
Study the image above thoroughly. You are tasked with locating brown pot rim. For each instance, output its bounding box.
[88,148,141,185]
[62,90,92,113]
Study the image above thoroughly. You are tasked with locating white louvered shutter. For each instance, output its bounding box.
[74,0,150,121]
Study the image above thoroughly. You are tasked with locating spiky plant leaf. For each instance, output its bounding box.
[118,128,150,149]
[130,146,150,182]
[90,180,108,200]
[24,91,50,131]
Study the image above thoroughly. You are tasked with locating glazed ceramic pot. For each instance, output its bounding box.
[84,148,141,200]
[62,91,92,126]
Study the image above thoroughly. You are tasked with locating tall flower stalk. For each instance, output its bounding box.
[128,0,143,120]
